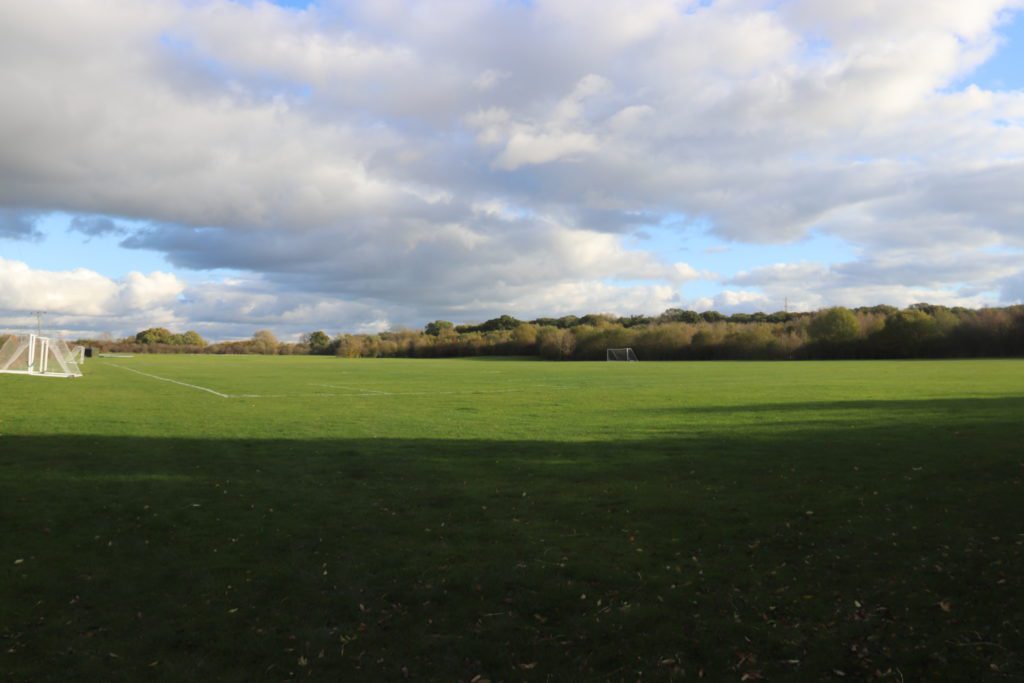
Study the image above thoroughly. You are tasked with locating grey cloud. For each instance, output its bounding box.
[121,211,688,311]
[68,215,125,239]
[0,209,42,241]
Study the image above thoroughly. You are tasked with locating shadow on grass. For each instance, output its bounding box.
[1,404,1022,681]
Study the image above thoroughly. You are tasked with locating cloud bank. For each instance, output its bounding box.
[1,0,1022,337]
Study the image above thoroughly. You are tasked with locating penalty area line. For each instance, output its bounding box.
[106,363,236,399]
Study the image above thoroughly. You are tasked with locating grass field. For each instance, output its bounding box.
[2,356,1023,681]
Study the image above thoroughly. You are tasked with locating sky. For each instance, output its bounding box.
[1,0,1023,341]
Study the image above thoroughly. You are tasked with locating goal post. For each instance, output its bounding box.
[0,334,83,378]
[606,347,639,362]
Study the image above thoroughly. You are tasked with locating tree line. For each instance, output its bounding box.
[68,303,1024,360]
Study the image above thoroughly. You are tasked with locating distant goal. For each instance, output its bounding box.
[0,334,83,378]
[606,347,639,362]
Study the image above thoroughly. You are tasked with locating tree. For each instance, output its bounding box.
[305,330,331,354]
[579,313,615,327]
[856,304,898,317]
[511,323,537,347]
[424,320,454,337]
[537,327,576,359]
[723,325,778,359]
[808,307,860,344]
[658,308,692,323]
[481,315,523,332]
[619,314,652,328]
[251,329,279,355]
[672,310,702,324]
[135,327,173,345]
[453,316,523,334]
[179,330,206,346]
[877,309,938,356]
[335,334,365,358]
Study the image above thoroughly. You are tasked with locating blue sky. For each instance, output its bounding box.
[4,214,167,278]
[1,0,1023,339]
[967,10,1024,90]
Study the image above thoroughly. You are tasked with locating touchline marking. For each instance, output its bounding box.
[107,363,234,398]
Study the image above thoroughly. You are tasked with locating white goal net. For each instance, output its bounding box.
[606,347,639,362]
[0,334,83,378]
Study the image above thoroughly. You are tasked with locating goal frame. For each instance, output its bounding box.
[0,333,83,378]
[606,347,639,362]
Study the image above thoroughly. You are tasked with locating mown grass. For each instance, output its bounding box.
[1,357,1023,681]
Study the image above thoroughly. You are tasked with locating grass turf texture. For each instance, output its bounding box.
[1,357,1022,681]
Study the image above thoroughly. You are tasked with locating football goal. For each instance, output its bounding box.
[606,347,639,362]
[0,334,83,378]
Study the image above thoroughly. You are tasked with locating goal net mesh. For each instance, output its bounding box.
[0,335,28,372]
[50,338,83,376]
[606,347,639,361]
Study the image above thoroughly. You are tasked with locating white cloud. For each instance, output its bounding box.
[0,257,183,318]
[723,251,1024,312]
[495,131,599,170]
[479,74,611,170]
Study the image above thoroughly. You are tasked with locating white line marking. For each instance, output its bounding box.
[107,363,234,398]
[104,365,572,400]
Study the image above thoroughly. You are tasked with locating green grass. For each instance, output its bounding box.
[2,356,1023,681]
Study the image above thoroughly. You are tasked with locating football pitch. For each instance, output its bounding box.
[2,356,1023,680]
